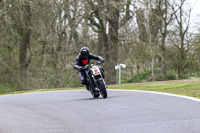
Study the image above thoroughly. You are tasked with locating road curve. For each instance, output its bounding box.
[0,90,200,133]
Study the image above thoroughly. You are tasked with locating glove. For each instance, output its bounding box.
[100,59,105,63]
[84,64,89,69]
[78,66,85,70]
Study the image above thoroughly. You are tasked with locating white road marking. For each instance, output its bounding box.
[109,89,200,103]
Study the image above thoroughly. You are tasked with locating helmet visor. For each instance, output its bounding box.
[81,50,89,57]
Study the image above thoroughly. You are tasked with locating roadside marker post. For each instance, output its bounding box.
[115,64,126,84]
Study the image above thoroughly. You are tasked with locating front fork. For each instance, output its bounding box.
[93,75,107,89]
[86,69,107,92]
[102,79,107,88]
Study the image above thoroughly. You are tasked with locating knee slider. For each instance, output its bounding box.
[81,80,86,85]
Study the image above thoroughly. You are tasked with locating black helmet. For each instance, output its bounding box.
[80,47,90,57]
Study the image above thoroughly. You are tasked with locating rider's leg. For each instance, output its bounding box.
[78,70,86,84]
[78,70,89,90]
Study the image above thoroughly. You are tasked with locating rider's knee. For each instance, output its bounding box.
[81,79,87,85]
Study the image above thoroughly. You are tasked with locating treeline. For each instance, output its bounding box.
[0,0,199,93]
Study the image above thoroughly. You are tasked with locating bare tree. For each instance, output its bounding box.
[169,0,192,79]
[158,0,185,80]
[87,0,131,84]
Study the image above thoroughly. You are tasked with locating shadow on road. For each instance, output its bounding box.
[67,95,121,102]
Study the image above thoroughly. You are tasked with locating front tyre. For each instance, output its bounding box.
[98,80,107,98]
[91,89,100,98]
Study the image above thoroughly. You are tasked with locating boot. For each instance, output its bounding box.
[86,84,89,90]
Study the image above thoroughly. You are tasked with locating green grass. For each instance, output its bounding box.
[1,81,200,99]
[109,83,200,99]
[0,87,83,96]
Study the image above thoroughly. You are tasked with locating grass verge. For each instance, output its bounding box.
[109,82,200,99]
[1,79,200,99]
[0,88,83,96]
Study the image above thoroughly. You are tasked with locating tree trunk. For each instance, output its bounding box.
[18,1,31,90]
[136,62,140,74]
[161,46,167,80]
[161,30,167,80]
[106,1,119,84]
[136,9,148,43]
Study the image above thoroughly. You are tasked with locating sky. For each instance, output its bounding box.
[189,0,200,17]
[188,0,200,31]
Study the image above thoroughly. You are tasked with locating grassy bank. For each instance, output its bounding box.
[1,79,200,99]
[109,82,200,99]
[0,88,83,96]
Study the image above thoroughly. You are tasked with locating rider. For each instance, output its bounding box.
[74,47,105,90]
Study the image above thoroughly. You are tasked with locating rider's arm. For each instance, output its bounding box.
[73,56,81,70]
[90,54,105,62]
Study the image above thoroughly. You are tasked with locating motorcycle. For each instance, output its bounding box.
[84,61,107,98]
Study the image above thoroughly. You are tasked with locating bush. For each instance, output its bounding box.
[127,70,151,83]
[0,84,16,94]
[65,78,82,88]
[65,68,82,88]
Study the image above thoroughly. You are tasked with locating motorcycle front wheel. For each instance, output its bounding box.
[91,89,100,98]
[98,80,107,98]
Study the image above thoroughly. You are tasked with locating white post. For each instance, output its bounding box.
[115,64,126,84]
[106,22,109,34]
[119,65,121,84]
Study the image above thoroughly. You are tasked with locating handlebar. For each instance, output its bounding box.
[84,64,90,69]
[80,61,104,70]
[96,61,102,65]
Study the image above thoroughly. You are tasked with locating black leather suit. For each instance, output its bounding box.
[74,53,104,85]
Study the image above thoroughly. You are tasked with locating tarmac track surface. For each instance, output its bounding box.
[0,90,200,133]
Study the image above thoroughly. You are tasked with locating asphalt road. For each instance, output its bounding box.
[0,90,200,133]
